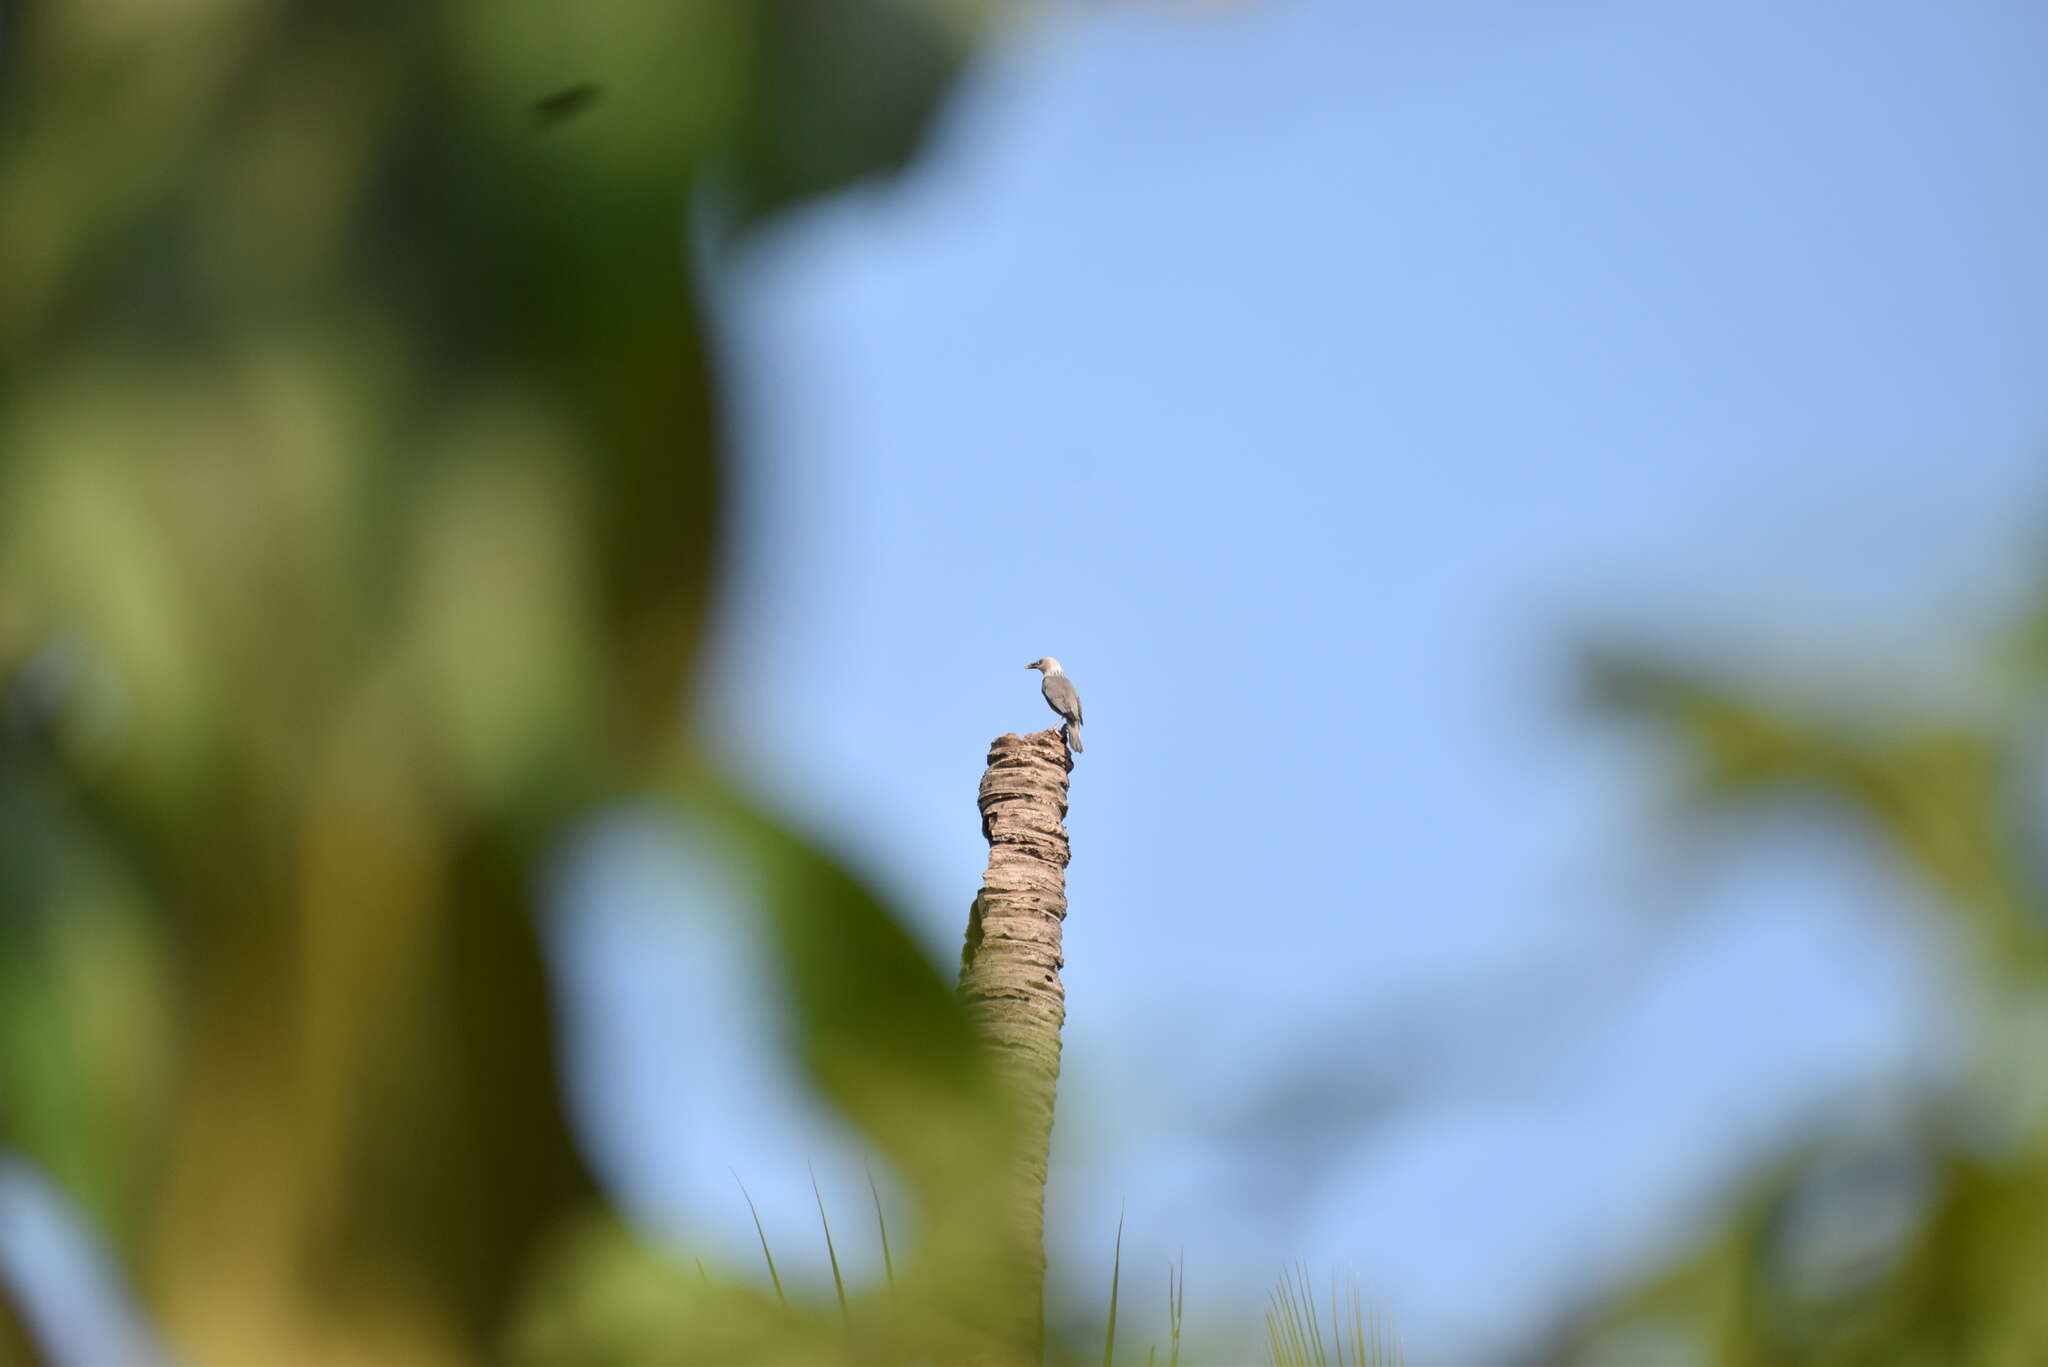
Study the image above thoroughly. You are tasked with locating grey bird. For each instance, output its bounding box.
[1026,657,1084,753]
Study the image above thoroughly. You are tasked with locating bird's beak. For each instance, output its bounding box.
[1024,662,1035,669]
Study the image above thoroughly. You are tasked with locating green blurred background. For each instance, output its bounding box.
[1,3,1023,1362]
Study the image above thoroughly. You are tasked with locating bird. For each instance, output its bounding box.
[1026,657,1084,753]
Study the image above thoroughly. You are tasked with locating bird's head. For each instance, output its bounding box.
[1025,657,1060,674]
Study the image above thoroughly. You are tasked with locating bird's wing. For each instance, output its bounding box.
[1045,674,1083,722]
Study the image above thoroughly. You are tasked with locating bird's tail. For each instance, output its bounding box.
[1066,722,1083,754]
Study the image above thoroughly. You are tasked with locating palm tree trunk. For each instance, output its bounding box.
[958,727,1072,1357]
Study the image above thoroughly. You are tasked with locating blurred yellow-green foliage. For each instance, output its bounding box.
[1549,619,2048,1366]
[0,3,1031,1363]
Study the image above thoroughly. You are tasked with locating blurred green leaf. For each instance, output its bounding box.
[682,777,1010,1203]
[720,0,981,230]
[1565,602,2048,1364]
[0,0,992,1360]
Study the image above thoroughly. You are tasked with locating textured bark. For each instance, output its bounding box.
[958,728,1072,1356]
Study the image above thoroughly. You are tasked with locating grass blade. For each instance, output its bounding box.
[1104,1207,1125,1367]
[1268,1263,1318,1367]
[733,1172,786,1308]
[810,1164,849,1328]
[866,1161,896,1294]
[1301,1261,1327,1366]
[1331,1271,1344,1367]
[1266,1266,1401,1367]
[1168,1254,1184,1367]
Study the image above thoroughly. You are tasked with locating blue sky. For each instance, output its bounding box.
[552,0,2048,1358]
